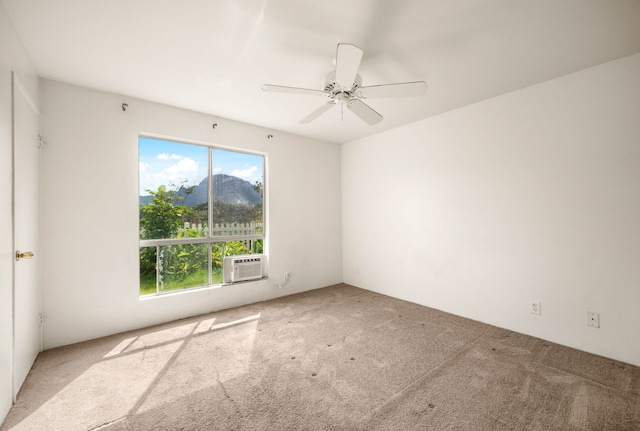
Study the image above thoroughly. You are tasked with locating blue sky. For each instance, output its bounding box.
[139,136,263,195]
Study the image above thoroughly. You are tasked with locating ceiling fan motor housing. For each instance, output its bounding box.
[323,71,362,99]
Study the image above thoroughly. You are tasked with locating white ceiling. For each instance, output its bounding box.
[4,0,640,144]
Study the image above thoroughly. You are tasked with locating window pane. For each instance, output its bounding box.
[211,242,224,284]
[139,137,209,240]
[158,243,209,292]
[139,246,157,295]
[211,149,263,234]
[250,238,263,254]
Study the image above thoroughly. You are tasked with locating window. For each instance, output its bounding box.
[138,136,264,295]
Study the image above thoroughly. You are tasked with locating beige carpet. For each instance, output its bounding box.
[2,284,639,430]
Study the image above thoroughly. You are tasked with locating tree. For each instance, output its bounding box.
[253,180,263,198]
[139,185,192,280]
[139,185,190,239]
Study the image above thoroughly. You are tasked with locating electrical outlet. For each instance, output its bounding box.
[587,311,600,328]
[284,272,290,281]
[530,300,541,315]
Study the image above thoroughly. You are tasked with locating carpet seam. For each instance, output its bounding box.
[362,333,485,425]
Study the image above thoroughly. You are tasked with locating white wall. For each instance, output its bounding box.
[40,79,342,349]
[342,53,640,366]
[0,3,40,423]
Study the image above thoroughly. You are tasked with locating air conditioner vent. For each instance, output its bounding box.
[223,255,265,283]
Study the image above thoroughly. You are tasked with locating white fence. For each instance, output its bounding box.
[182,221,263,237]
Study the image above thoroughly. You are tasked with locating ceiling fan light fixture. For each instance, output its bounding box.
[334,92,350,104]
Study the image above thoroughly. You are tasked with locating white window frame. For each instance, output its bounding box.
[138,134,266,295]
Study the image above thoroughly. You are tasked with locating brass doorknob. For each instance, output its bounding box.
[16,250,34,261]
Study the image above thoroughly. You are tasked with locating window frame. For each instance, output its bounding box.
[138,133,266,296]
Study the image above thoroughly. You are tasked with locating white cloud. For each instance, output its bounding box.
[157,153,183,160]
[164,157,199,175]
[139,157,204,194]
[231,165,258,179]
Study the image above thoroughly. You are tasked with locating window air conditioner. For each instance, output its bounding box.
[223,255,265,283]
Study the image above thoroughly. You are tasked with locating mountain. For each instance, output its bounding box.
[139,174,262,207]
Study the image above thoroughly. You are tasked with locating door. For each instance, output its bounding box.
[12,73,41,399]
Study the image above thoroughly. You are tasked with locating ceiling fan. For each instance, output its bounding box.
[261,43,427,125]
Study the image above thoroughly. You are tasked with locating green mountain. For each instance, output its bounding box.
[140,174,262,207]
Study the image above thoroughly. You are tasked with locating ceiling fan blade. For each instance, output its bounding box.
[335,43,363,89]
[347,99,382,125]
[299,102,335,124]
[358,81,428,99]
[261,84,328,97]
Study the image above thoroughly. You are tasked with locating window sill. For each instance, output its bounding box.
[138,276,268,300]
